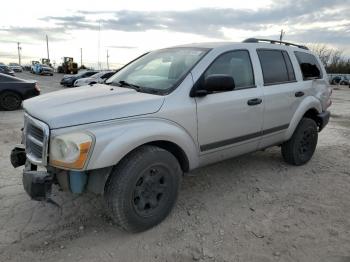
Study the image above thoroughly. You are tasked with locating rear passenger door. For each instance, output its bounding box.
[256,49,300,148]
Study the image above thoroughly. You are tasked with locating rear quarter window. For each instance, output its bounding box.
[294,51,323,80]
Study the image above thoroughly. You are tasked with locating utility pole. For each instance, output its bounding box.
[80,48,83,67]
[106,49,109,70]
[17,42,21,66]
[279,29,285,42]
[46,35,50,60]
[97,20,101,70]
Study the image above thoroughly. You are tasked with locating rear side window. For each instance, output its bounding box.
[257,49,296,85]
[294,51,322,80]
[204,50,255,90]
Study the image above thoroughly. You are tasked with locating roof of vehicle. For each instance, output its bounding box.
[0,72,33,82]
[172,38,310,52]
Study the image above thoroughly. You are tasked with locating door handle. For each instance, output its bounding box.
[295,91,304,97]
[247,98,262,106]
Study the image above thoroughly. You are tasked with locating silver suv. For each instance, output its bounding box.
[11,38,331,232]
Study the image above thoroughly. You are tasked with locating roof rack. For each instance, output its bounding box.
[242,38,309,50]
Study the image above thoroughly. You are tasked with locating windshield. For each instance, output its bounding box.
[106,47,208,94]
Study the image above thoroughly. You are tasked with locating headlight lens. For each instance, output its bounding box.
[49,132,93,169]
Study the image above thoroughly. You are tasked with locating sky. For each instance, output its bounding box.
[0,0,349,69]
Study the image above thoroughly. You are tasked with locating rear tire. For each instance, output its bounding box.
[0,91,22,111]
[105,145,182,233]
[281,118,318,166]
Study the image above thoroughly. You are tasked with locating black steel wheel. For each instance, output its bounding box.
[133,166,171,217]
[282,118,318,166]
[0,91,22,111]
[105,145,182,232]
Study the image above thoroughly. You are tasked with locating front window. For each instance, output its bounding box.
[106,47,209,94]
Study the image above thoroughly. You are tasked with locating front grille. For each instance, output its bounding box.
[24,114,49,165]
[27,123,44,141]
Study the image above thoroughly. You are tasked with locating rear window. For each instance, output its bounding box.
[294,51,322,80]
[257,49,296,85]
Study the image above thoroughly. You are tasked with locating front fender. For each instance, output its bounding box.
[85,118,199,170]
[285,96,322,140]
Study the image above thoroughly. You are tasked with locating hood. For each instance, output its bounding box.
[23,84,165,129]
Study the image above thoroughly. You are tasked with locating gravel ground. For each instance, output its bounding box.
[0,72,349,262]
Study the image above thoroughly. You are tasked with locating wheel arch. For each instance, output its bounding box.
[85,118,199,171]
[285,96,322,140]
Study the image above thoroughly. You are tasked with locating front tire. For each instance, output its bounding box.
[281,118,318,166]
[0,91,22,111]
[105,145,182,233]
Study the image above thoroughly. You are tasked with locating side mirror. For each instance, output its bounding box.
[191,74,235,97]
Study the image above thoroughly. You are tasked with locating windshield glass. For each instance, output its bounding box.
[106,47,208,94]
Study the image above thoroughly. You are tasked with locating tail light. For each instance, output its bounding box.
[35,82,40,92]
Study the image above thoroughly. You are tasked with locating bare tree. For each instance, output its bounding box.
[307,43,350,73]
[330,49,343,66]
[308,43,333,67]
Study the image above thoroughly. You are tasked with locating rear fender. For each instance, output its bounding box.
[285,96,322,140]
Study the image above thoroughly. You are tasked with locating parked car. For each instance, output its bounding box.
[8,63,23,72]
[0,65,15,76]
[0,73,40,110]
[74,71,116,87]
[31,63,54,76]
[11,39,331,233]
[60,70,99,87]
[331,75,349,85]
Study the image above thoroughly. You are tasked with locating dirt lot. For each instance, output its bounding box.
[0,72,349,262]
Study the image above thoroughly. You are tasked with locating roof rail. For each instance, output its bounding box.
[242,38,309,50]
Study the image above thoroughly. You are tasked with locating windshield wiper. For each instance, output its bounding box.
[112,80,162,95]
[117,80,142,91]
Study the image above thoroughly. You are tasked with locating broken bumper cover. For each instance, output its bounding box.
[23,168,53,201]
[11,146,53,201]
[317,111,330,131]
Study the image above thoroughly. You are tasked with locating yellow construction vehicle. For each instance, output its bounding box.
[57,57,78,74]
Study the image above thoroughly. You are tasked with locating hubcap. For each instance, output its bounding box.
[133,166,168,217]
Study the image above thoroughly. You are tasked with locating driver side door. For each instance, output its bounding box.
[194,50,264,161]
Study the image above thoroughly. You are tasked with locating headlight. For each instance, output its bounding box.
[49,132,94,169]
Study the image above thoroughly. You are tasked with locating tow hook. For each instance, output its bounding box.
[10,145,26,168]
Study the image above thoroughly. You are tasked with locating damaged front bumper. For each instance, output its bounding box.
[23,168,53,201]
[11,146,111,201]
[11,146,53,201]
